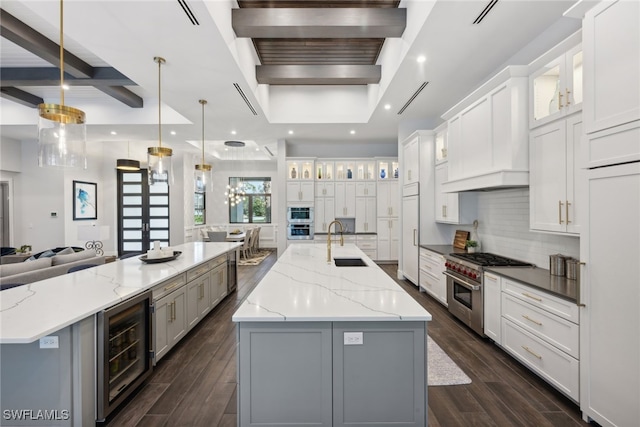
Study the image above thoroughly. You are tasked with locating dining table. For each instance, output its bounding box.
[225,232,246,242]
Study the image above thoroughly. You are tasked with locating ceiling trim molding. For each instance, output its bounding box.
[232,8,406,38]
[256,64,381,85]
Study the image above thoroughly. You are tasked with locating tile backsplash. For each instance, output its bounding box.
[456,188,579,268]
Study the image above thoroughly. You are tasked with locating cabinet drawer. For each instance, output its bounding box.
[356,240,377,250]
[501,278,579,324]
[361,249,377,260]
[187,262,212,282]
[152,273,186,300]
[502,319,579,402]
[209,254,227,269]
[419,269,439,292]
[502,293,579,359]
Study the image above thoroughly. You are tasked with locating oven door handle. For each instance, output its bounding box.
[443,271,480,291]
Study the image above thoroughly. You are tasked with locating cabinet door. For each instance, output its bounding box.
[529,120,567,233]
[299,181,315,202]
[355,198,376,233]
[401,195,419,285]
[153,294,170,361]
[583,0,640,134]
[335,182,356,217]
[210,263,227,309]
[581,162,640,427]
[187,275,210,331]
[355,182,376,197]
[483,272,501,344]
[286,182,301,202]
[402,136,420,185]
[460,97,491,178]
[376,218,391,260]
[377,181,398,217]
[434,163,460,224]
[168,287,187,345]
[565,114,582,234]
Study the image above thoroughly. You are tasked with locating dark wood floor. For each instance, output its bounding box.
[105,251,588,427]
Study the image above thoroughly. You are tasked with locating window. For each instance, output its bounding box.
[228,177,271,224]
[194,177,206,225]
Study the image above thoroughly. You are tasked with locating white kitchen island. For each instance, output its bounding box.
[0,242,240,426]
[233,243,432,427]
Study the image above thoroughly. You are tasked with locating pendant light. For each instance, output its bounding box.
[147,56,172,185]
[194,99,212,191]
[37,0,86,168]
[116,141,140,171]
[223,141,246,206]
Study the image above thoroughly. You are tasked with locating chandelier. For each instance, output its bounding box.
[223,141,246,207]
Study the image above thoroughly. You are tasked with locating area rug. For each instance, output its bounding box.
[238,250,272,266]
[428,336,472,386]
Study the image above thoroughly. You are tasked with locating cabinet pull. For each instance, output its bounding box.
[413,229,417,246]
[522,314,542,326]
[558,91,563,109]
[163,281,182,292]
[522,345,542,360]
[566,200,571,224]
[565,88,571,106]
[522,292,543,302]
[558,200,564,224]
[577,262,586,307]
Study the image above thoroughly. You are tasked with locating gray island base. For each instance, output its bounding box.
[233,243,432,427]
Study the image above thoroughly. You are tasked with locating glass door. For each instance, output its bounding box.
[117,170,170,256]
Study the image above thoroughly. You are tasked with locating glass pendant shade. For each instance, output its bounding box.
[148,146,172,185]
[116,158,140,171]
[194,99,213,191]
[38,104,87,167]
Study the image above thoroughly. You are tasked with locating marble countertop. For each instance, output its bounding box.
[0,242,241,344]
[419,244,466,255]
[232,243,432,322]
[484,266,578,302]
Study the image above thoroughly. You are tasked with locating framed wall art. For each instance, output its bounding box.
[73,180,97,220]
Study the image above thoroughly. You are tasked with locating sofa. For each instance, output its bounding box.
[0,248,106,288]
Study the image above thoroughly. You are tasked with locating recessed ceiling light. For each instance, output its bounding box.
[417,55,426,63]
[288,130,294,135]
[231,130,237,135]
[110,131,117,135]
[255,148,260,151]
[384,104,391,110]
[350,130,356,135]
[170,131,176,135]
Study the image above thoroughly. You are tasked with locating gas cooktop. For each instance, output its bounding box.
[449,252,533,267]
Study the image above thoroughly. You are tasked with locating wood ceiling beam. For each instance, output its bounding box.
[0,86,43,108]
[0,9,142,108]
[232,8,406,38]
[256,64,381,85]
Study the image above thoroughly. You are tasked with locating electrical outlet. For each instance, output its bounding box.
[343,332,363,345]
[39,336,59,349]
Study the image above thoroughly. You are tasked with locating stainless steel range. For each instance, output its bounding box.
[444,252,533,336]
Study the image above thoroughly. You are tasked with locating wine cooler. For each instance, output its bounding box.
[97,290,153,421]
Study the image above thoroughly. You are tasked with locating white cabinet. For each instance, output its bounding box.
[376,181,399,218]
[442,66,529,192]
[210,261,228,308]
[186,271,211,331]
[315,197,335,233]
[316,160,334,181]
[377,158,399,181]
[401,195,419,285]
[500,278,580,402]
[530,44,583,129]
[334,181,356,217]
[434,163,477,224]
[355,160,376,180]
[483,272,501,343]
[376,218,398,261]
[287,159,315,180]
[315,182,335,198]
[529,113,583,234]
[402,134,420,186]
[419,249,446,306]
[434,125,448,164]
[154,285,187,362]
[355,181,376,197]
[583,0,640,134]
[580,161,640,427]
[355,197,376,233]
[335,160,356,180]
[355,234,377,260]
[287,181,314,203]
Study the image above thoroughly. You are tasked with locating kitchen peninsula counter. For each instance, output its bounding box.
[233,243,431,427]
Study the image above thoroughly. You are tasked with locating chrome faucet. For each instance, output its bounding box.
[327,220,344,263]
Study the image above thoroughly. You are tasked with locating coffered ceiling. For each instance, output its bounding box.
[0,0,581,161]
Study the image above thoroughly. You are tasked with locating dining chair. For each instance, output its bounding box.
[241,228,254,259]
[251,227,261,255]
[207,231,228,242]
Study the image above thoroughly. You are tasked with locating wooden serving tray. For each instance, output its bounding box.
[453,230,470,249]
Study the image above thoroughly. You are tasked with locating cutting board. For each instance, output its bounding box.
[453,230,470,250]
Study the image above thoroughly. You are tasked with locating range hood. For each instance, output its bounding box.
[441,170,529,193]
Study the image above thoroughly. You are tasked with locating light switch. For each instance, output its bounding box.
[344,332,363,345]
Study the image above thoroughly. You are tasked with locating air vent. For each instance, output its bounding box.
[264,146,274,157]
[177,0,199,25]
[233,83,258,116]
[473,0,499,24]
[397,82,428,115]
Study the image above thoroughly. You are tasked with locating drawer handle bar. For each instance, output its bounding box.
[522,292,542,302]
[522,315,542,326]
[522,345,542,360]
[163,282,182,292]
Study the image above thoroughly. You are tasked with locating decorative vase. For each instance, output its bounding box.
[394,168,399,178]
[291,167,297,179]
[347,169,352,179]
[468,247,476,253]
[318,168,322,179]
[380,169,386,179]
[304,169,309,179]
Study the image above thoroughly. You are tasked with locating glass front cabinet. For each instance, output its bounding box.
[316,161,334,180]
[287,159,315,180]
[377,159,399,180]
[530,44,582,128]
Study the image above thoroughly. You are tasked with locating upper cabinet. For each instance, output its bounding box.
[434,124,448,165]
[355,160,376,181]
[583,0,640,134]
[377,158,399,181]
[316,161,334,181]
[402,133,420,187]
[530,44,583,129]
[287,159,315,180]
[441,66,529,192]
[335,161,356,180]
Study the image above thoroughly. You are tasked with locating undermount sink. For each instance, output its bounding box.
[333,258,368,267]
